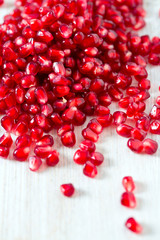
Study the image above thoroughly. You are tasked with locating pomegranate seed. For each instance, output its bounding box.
[57,124,74,137]
[73,149,90,165]
[125,218,142,234]
[61,131,76,147]
[1,116,13,132]
[82,128,99,143]
[13,147,30,161]
[96,114,112,127]
[34,145,52,158]
[122,176,135,192]
[30,127,43,142]
[0,133,13,148]
[142,138,158,155]
[83,161,98,178]
[0,146,9,158]
[29,156,42,172]
[116,124,133,138]
[35,87,48,105]
[90,152,104,166]
[87,119,103,134]
[79,140,96,153]
[127,138,143,153]
[131,128,147,141]
[121,192,136,208]
[46,150,59,167]
[16,134,31,148]
[113,111,127,125]
[13,121,27,136]
[36,135,54,147]
[60,183,75,197]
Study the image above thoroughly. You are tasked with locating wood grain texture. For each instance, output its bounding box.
[0,0,160,239]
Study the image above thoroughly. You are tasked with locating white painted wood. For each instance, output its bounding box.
[0,1,160,239]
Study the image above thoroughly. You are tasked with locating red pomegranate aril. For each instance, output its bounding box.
[131,128,147,141]
[0,133,13,148]
[90,152,104,166]
[35,87,48,105]
[29,156,42,172]
[57,124,74,137]
[30,127,43,142]
[79,140,96,153]
[1,116,13,132]
[87,119,103,134]
[13,121,27,136]
[21,75,36,88]
[122,176,135,192]
[142,138,158,155]
[113,111,127,125]
[16,134,31,148]
[96,114,112,127]
[125,218,142,234]
[61,131,76,147]
[60,183,75,197]
[82,128,99,143]
[149,105,160,119]
[15,86,25,104]
[83,161,98,178]
[13,147,30,161]
[127,138,143,153]
[46,150,59,167]
[0,146,9,158]
[116,124,133,138]
[73,149,90,165]
[136,116,150,131]
[121,192,137,208]
[150,120,160,134]
[34,145,52,158]
[50,113,63,127]
[36,135,54,147]
[108,85,123,101]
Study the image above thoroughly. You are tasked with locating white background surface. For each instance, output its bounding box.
[0,0,160,240]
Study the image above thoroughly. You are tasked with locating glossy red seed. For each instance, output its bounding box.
[122,176,135,192]
[13,147,30,161]
[46,150,59,167]
[13,121,27,136]
[127,138,143,153]
[61,131,76,147]
[29,156,42,172]
[34,145,52,158]
[60,183,75,197]
[83,161,98,178]
[79,140,96,153]
[90,152,104,166]
[35,87,48,105]
[131,128,147,141]
[1,116,13,132]
[82,128,99,143]
[96,114,112,127]
[125,218,142,234]
[30,127,43,142]
[113,111,127,125]
[73,149,90,165]
[0,146,9,158]
[87,119,103,134]
[57,124,74,137]
[116,124,133,138]
[142,138,158,155]
[15,134,31,148]
[0,133,13,148]
[121,192,137,208]
[36,135,54,147]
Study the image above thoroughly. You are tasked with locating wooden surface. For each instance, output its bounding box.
[0,1,160,239]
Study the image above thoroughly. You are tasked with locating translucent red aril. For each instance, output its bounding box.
[142,138,158,155]
[30,127,43,142]
[136,116,150,131]
[122,177,135,192]
[34,145,52,158]
[73,149,90,165]
[36,135,54,147]
[35,87,48,105]
[127,138,143,153]
[13,147,30,161]
[83,161,98,178]
[29,156,42,172]
[113,111,127,125]
[149,105,160,119]
[131,128,147,141]
[16,134,31,148]
[87,119,103,134]
[90,152,104,166]
[96,114,112,127]
[82,128,99,143]
[59,24,72,39]
[116,124,133,138]
[1,116,13,132]
[125,218,142,234]
[0,146,9,158]
[13,121,27,136]
[0,133,13,148]
[46,150,59,167]
[79,140,96,153]
[21,75,36,88]
[60,183,75,197]
[121,192,137,208]
[61,131,76,147]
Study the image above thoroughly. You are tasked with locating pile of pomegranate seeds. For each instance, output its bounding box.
[0,0,159,234]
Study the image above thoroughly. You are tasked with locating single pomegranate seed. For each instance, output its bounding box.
[0,133,13,148]
[46,150,59,167]
[96,114,112,127]
[15,134,31,148]
[127,138,143,153]
[150,105,160,119]
[83,161,98,178]
[13,147,30,161]
[34,145,52,158]
[79,140,96,153]
[61,131,76,147]
[36,135,54,147]
[131,128,147,141]
[113,111,127,125]
[30,127,43,142]
[90,152,104,166]
[121,192,137,208]
[73,149,90,165]
[82,128,99,143]
[125,218,142,234]
[35,87,48,105]
[29,156,42,172]
[87,119,103,134]
[142,138,158,155]
[60,183,75,197]
[0,146,9,158]
[122,177,135,192]
[1,116,13,132]
[116,124,133,138]
[13,121,27,136]
[57,124,74,137]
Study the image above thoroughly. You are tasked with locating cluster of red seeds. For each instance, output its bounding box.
[0,0,159,233]
[121,176,142,234]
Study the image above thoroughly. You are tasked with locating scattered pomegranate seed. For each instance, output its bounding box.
[46,150,59,167]
[127,138,143,153]
[79,140,96,153]
[121,192,137,208]
[142,138,158,155]
[122,177,135,192]
[29,156,42,172]
[83,161,98,178]
[90,152,104,166]
[0,133,13,148]
[125,218,142,234]
[60,183,75,197]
